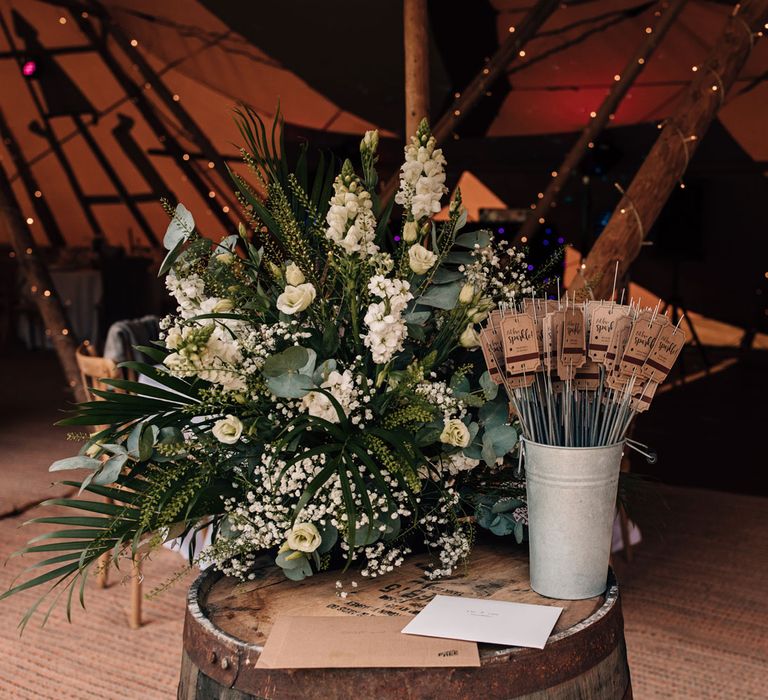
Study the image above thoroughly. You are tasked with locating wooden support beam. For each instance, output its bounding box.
[516,0,688,244]
[432,0,560,144]
[571,0,768,299]
[403,0,430,138]
[381,0,559,204]
[66,8,239,235]
[0,160,86,402]
[0,108,65,247]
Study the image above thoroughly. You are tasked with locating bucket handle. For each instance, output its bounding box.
[625,439,657,464]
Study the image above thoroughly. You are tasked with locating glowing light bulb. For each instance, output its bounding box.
[130,39,138,47]
[26,217,34,225]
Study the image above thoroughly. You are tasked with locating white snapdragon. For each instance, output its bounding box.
[362,276,413,364]
[394,119,447,222]
[325,160,379,257]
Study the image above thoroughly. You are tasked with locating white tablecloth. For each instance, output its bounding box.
[17,269,102,348]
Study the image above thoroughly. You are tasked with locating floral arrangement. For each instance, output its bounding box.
[4,112,541,623]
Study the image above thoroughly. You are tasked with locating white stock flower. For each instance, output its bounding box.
[442,452,480,475]
[408,244,437,275]
[403,220,418,243]
[212,415,243,444]
[276,283,316,315]
[440,419,470,448]
[286,522,322,553]
[459,324,481,348]
[301,369,357,424]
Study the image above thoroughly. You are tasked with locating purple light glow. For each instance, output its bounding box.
[22,60,37,77]
[498,227,505,234]
[394,235,401,242]
[557,237,565,244]
[527,264,534,271]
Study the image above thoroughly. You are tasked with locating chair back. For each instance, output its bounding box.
[75,342,121,399]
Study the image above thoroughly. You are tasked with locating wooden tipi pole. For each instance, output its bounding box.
[571,0,768,299]
[432,0,560,144]
[516,0,688,243]
[0,161,86,402]
[404,0,430,138]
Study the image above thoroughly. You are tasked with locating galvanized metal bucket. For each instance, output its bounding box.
[523,439,624,600]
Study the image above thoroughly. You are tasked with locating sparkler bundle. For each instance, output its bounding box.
[479,295,687,448]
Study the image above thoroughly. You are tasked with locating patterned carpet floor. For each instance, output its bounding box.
[1,352,766,698]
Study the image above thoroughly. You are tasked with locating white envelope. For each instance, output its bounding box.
[401,594,563,650]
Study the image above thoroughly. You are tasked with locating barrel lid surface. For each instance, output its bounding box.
[183,541,623,697]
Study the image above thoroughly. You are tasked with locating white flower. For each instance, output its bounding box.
[286,522,322,553]
[459,324,481,348]
[276,283,316,315]
[285,262,305,286]
[459,283,474,304]
[440,419,470,447]
[403,220,418,243]
[361,130,379,152]
[212,299,234,313]
[212,415,243,444]
[216,252,234,264]
[301,369,357,423]
[408,244,437,275]
[442,452,480,475]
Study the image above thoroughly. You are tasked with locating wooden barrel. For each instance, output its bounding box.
[178,542,631,699]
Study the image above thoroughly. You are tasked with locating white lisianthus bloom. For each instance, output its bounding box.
[286,522,322,553]
[459,283,475,304]
[459,324,481,348]
[403,220,418,243]
[440,418,471,448]
[212,415,243,444]
[276,283,316,315]
[285,262,305,286]
[408,244,437,275]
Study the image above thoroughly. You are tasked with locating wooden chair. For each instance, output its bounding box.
[75,342,143,629]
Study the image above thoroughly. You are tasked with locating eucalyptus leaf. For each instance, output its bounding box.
[266,373,314,399]
[479,371,499,400]
[486,424,519,456]
[489,514,516,537]
[275,550,305,571]
[92,454,129,486]
[416,281,461,310]
[403,311,431,325]
[163,203,194,250]
[454,229,491,250]
[431,268,465,284]
[262,346,310,377]
[317,524,338,554]
[283,558,313,581]
[49,456,102,473]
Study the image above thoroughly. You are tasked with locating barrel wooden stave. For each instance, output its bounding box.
[178,544,631,700]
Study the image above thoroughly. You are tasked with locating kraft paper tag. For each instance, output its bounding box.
[479,325,505,385]
[574,360,600,390]
[588,303,628,363]
[256,615,480,669]
[562,307,586,368]
[604,315,632,373]
[631,379,658,412]
[640,324,687,383]
[501,313,540,375]
[619,312,668,376]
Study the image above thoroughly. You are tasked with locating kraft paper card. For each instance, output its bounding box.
[256,615,481,669]
[401,595,563,650]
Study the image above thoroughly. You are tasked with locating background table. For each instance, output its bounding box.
[178,542,631,699]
